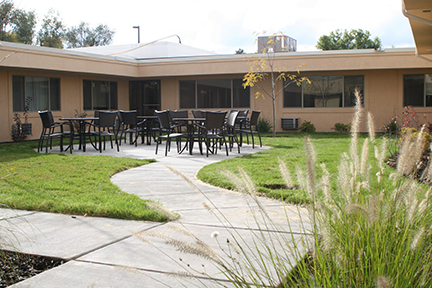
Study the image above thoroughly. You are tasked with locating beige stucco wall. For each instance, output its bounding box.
[1,42,432,142]
[2,68,130,142]
[3,67,432,142]
[278,68,432,133]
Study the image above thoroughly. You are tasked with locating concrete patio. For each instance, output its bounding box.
[1,142,310,287]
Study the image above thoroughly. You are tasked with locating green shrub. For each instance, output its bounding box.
[299,120,315,133]
[257,117,272,133]
[382,116,400,135]
[333,122,351,132]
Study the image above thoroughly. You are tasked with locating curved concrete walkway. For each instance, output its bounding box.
[2,142,309,288]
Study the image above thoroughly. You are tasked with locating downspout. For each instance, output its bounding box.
[402,0,432,63]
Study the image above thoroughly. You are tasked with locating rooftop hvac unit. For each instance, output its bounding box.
[257,35,297,53]
[281,117,299,130]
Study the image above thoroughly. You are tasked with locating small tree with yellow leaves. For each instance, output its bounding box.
[243,34,309,137]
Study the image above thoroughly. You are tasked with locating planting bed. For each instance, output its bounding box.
[0,250,65,287]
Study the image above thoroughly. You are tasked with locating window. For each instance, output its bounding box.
[179,79,250,109]
[403,74,432,107]
[13,76,60,112]
[83,80,118,110]
[283,75,364,108]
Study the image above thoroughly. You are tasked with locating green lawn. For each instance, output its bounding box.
[198,132,380,204]
[0,141,169,221]
[0,133,386,221]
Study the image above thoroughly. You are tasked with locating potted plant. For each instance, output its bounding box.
[11,98,32,142]
[11,113,24,142]
[21,98,32,137]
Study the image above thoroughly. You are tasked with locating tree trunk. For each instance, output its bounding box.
[272,97,276,137]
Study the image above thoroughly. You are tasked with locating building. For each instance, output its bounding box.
[0,0,431,143]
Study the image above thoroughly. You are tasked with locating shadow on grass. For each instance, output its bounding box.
[0,140,44,164]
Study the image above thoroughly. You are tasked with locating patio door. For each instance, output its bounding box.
[129,80,161,115]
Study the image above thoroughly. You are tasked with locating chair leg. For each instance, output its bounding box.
[45,134,50,153]
[134,132,139,147]
[99,133,103,153]
[257,132,262,147]
[69,133,74,154]
[38,132,44,153]
[165,138,169,156]
[114,133,119,152]
[224,138,229,156]
[155,137,160,155]
[60,135,64,152]
[251,130,255,149]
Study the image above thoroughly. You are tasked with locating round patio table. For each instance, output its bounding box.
[172,117,205,155]
[60,117,98,152]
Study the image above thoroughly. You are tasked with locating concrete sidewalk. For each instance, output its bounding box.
[2,142,310,287]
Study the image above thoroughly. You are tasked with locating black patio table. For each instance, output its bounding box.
[60,117,98,152]
[172,117,205,155]
[137,115,158,145]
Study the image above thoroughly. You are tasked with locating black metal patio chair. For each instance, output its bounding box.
[169,110,189,133]
[155,110,187,156]
[238,110,262,148]
[38,110,73,153]
[87,111,120,153]
[225,110,241,153]
[119,110,146,147]
[196,111,228,157]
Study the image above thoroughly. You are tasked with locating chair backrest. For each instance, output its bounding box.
[38,110,54,128]
[119,110,138,126]
[226,110,239,128]
[93,110,100,125]
[205,111,227,130]
[250,110,261,126]
[169,110,188,119]
[192,110,204,118]
[155,110,172,130]
[98,111,117,128]
[227,110,238,119]
[238,110,249,117]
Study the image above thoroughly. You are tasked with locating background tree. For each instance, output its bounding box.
[0,0,35,44]
[243,34,309,137]
[0,0,14,41]
[64,22,114,48]
[37,9,65,48]
[316,29,381,50]
[11,9,36,44]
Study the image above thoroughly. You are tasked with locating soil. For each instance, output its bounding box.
[0,250,65,287]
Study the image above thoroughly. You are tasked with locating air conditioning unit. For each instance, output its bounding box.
[281,117,299,130]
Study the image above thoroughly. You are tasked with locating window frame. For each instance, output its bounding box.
[179,78,250,109]
[283,75,364,108]
[403,74,432,107]
[83,79,118,111]
[12,75,61,112]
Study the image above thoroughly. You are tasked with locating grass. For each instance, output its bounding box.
[198,132,376,204]
[0,132,390,219]
[0,140,169,222]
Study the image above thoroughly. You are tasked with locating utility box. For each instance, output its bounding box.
[257,35,297,53]
[281,117,299,130]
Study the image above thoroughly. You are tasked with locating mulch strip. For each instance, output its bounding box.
[0,250,65,287]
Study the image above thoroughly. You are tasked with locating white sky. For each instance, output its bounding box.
[14,0,414,54]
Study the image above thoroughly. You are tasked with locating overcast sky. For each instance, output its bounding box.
[14,0,414,54]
